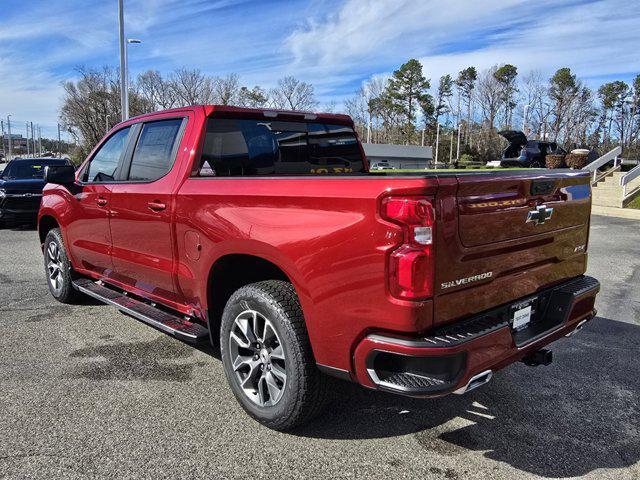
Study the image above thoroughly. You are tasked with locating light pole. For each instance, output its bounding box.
[124,38,142,120]
[118,0,127,120]
[118,0,142,121]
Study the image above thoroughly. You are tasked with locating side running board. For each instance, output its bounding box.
[72,278,209,344]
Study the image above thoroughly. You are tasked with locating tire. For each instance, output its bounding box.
[44,228,79,304]
[220,280,327,430]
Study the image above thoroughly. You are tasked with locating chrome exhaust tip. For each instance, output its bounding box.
[565,317,590,337]
[453,370,493,395]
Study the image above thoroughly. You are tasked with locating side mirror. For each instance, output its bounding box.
[44,165,76,185]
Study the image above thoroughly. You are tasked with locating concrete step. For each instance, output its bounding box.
[593,189,622,196]
[593,198,623,207]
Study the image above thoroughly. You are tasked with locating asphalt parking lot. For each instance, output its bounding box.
[0,215,638,479]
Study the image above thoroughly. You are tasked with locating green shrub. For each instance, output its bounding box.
[459,153,475,164]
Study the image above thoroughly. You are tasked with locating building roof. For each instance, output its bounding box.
[362,143,433,160]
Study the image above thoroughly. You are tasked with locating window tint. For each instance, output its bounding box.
[2,159,68,179]
[128,119,183,181]
[85,127,131,182]
[195,118,365,177]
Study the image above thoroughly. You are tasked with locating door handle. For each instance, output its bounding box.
[147,201,167,212]
[96,197,108,207]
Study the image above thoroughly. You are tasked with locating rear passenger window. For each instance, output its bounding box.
[194,118,365,176]
[128,119,183,182]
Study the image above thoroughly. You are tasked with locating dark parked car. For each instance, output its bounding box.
[497,130,566,168]
[0,157,71,226]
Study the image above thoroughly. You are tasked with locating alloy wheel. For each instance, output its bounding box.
[228,309,287,407]
[46,241,64,296]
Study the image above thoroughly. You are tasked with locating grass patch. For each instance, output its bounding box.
[626,195,640,209]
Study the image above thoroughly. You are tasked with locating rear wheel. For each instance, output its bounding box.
[44,228,78,304]
[220,280,327,430]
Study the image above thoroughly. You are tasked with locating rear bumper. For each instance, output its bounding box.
[353,275,599,397]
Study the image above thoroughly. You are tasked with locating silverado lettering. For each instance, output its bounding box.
[441,272,493,289]
[37,105,600,431]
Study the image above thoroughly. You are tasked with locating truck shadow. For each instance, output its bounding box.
[295,316,640,478]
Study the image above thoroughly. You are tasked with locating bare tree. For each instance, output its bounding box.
[270,76,318,110]
[476,66,502,131]
[520,70,551,138]
[169,68,214,106]
[212,73,241,105]
[59,66,149,162]
[344,87,369,139]
[137,70,176,110]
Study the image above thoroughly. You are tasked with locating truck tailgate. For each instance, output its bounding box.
[433,170,592,328]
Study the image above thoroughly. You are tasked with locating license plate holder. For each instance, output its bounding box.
[511,297,538,331]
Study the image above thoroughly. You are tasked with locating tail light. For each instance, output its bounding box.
[382,196,435,300]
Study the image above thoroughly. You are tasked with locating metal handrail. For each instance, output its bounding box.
[621,163,640,199]
[582,146,622,183]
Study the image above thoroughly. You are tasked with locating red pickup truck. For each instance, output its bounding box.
[38,105,599,430]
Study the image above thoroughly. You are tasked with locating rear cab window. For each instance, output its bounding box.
[193,117,365,177]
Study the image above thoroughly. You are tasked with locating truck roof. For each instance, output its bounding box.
[127,105,354,126]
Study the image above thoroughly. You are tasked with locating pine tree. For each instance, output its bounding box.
[385,59,431,142]
[493,64,518,128]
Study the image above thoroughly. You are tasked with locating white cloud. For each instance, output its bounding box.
[2,0,639,129]
[287,0,640,92]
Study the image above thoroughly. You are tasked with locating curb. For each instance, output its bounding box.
[592,205,640,220]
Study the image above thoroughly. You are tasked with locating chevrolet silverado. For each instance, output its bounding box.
[38,105,599,430]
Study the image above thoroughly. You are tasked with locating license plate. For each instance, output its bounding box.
[512,305,532,331]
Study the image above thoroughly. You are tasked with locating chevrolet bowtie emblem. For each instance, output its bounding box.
[526,205,553,225]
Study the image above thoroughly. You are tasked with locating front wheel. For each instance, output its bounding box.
[220,280,327,430]
[44,228,78,304]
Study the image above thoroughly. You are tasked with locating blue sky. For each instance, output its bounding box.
[1,0,639,139]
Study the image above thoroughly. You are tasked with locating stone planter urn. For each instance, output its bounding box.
[545,154,566,169]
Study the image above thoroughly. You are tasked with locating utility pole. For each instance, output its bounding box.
[421,128,425,147]
[0,120,5,160]
[434,123,440,166]
[6,116,13,161]
[30,122,35,156]
[449,128,454,166]
[26,122,30,156]
[37,125,42,156]
[456,123,461,161]
[57,123,62,157]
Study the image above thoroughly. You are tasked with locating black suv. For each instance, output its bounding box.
[498,130,566,168]
[0,157,71,226]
